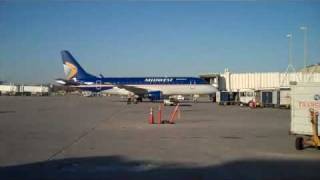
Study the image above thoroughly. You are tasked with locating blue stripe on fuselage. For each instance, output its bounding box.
[77,77,208,85]
[77,86,113,92]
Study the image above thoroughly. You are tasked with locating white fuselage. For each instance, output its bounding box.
[96,84,217,96]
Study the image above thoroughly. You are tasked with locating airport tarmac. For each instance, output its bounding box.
[0,96,319,179]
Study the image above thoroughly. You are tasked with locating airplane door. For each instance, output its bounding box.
[96,80,102,91]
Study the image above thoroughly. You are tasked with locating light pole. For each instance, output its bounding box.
[282,33,300,85]
[286,33,293,67]
[300,26,308,69]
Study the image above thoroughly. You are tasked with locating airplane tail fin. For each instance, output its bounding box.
[61,50,96,80]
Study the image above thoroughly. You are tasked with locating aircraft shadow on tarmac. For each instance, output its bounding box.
[0,110,16,114]
[112,100,193,106]
[1,156,320,180]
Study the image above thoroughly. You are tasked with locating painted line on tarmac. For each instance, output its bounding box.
[47,105,128,161]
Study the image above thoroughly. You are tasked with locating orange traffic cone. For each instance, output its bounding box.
[177,107,181,120]
[158,104,163,124]
[149,107,154,124]
[169,104,180,124]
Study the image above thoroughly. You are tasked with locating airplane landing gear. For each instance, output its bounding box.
[137,97,143,102]
[127,95,142,104]
[127,97,132,104]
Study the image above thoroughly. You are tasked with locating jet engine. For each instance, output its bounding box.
[147,91,163,101]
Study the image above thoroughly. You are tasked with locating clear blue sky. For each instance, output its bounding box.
[0,1,320,83]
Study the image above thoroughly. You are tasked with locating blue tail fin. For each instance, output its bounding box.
[61,50,96,80]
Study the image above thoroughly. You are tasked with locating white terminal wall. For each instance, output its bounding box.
[20,85,49,93]
[0,84,18,93]
[220,72,320,91]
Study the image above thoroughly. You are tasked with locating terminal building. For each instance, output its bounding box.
[0,83,50,96]
[200,64,320,107]
[200,66,320,92]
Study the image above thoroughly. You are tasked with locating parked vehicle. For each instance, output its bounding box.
[169,95,185,101]
[239,89,257,106]
[164,98,179,106]
[290,82,320,150]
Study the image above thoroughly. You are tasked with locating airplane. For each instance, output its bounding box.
[56,50,217,102]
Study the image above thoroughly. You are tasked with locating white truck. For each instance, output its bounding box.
[290,82,320,150]
[164,98,179,106]
[239,89,256,106]
[0,84,18,95]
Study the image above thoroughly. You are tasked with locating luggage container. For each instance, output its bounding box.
[261,91,272,106]
[216,91,237,105]
[260,90,273,107]
[279,87,291,108]
[258,89,280,108]
[272,90,280,108]
[220,91,230,105]
[290,82,320,150]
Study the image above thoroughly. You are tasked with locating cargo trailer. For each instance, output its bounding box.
[279,87,291,108]
[216,91,238,105]
[290,82,320,150]
[259,89,281,108]
[260,91,273,107]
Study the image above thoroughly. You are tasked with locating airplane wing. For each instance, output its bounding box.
[55,78,80,85]
[117,85,149,95]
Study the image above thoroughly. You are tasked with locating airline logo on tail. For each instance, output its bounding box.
[63,62,78,80]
